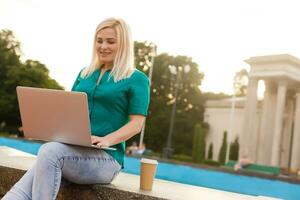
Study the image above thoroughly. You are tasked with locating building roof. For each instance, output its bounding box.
[205,97,263,108]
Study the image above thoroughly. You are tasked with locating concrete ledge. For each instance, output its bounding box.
[0,146,280,200]
[0,165,165,200]
[0,146,166,200]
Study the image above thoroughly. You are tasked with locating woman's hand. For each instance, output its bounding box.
[91,135,111,148]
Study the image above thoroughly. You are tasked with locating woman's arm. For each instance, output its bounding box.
[91,115,145,147]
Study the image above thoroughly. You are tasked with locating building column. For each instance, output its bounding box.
[241,77,258,160]
[291,93,300,170]
[257,81,276,165]
[280,99,294,168]
[271,81,287,166]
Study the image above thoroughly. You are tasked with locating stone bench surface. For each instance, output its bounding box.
[0,165,164,200]
[0,146,278,200]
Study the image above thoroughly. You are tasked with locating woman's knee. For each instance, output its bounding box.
[37,142,67,159]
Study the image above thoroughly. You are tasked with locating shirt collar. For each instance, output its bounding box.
[100,64,112,72]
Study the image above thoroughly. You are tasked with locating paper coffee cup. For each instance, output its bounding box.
[140,158,158,191]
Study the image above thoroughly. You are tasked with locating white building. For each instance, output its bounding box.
[204,54,300,169]
[204,97,262,161]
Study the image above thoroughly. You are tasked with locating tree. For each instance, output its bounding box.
[192,123,206,163]
[233,69,248,96]
[207,142,213,160]
[0,29,21,83]
[129,41,205,155]
[0,29,63,128]
[229,137,239,161]
[218,131,228,165]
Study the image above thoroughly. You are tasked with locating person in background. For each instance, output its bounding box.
[136,142,146,155]
[126,141,139,155]
[234,153,252,171]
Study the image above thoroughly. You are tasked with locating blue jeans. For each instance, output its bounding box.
[2,142,121,200]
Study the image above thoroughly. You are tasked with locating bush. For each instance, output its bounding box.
[2,126,21,136]
[229,137,239,161]
[192,124,206,163]
[0,132,11,137]
[207,143,213,160]
[172,154,193,163]
[218,131,228,165]
[203,159,221,167]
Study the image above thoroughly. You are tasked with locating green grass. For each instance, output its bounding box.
[203,159,221,167]
[172,154,193,163]
[0,132,14,137]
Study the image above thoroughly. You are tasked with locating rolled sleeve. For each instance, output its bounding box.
[128,73,150,116]
[71,69,84,91]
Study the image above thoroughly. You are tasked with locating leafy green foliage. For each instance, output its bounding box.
[130,41,205,155]
[234,69,248,96]
[218,131,228,165]
[192,123,206,163]
[172,154,193,163]
[229,137,239,161]
[0,29,63,127]
[203,159,220,167]
[207,142,213,160]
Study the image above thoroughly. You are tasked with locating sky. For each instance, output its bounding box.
[1,0,300,94]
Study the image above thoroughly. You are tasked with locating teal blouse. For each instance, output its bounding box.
[71,66,150,168]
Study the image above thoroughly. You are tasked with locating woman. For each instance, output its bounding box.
[234,153,252,171]
[3,17,150,200]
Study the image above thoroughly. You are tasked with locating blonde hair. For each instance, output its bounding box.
[81,17,134,82]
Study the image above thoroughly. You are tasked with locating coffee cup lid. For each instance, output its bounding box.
[141,158,158,164]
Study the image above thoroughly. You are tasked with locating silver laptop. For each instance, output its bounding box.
[16,86,116,151]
